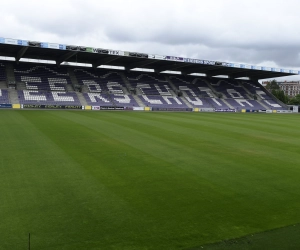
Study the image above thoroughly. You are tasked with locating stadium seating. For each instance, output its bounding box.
[18,90,81,105]
[127,72,172,96]
[75,68,138,107]
[139,95,189,108]
[169,75,214,98]
[126,72,189,108]
[14,63,71,92]
[0,61,286,110]
[209,78,249,99]
[0,63,6,81]
[0,89,9,104]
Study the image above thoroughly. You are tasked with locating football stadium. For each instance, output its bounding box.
[1,37,300,250]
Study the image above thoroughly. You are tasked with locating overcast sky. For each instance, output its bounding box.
[0,0,299,81]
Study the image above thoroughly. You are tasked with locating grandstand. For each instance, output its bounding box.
[0,36,298,111]
[1,37,300,250]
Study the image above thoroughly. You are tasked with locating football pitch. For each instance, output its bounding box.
[1,110,300,250]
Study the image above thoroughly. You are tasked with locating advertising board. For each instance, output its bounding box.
[22,104,83,109]
[0,104,12,108]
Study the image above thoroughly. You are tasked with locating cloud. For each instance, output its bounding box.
[0,0,299,77]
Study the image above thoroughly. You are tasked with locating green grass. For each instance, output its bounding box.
[0,110,300,249]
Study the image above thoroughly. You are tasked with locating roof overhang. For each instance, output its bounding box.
[0,37,298,80]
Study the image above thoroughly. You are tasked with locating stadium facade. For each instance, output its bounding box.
[0,36,298,113]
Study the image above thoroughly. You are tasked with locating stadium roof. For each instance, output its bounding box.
[0,37,299,80]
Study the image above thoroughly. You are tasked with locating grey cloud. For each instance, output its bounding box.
[0,0,299,75]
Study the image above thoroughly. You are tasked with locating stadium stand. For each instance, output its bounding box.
[126,71,189,108]
[0,89,9,104]
[18,90,81,105]
[168,75,229,108]
[74,68,138,107]
[0,60,286,110]
[14,63,71,91]
[13,62,81,105]
[0,63,6,81]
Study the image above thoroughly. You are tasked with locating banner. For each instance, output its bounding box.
[0,104,12,108]
[22,104,83,109]
[165,56,184,62]
[86,47,94,53]
[128,52,148,58]
[28,41,42,47]
[133,107,144,111]
[18,40,28,46]
[107,50,125,56]
[4,38,18,45]
[109,50,121,55]
[199,108,215,112]
[41,42,49,48]
[215,109,236,112]
[152,108,193,112]
[91,48,109,54]
[293,106,298,113]
[276,110,293,113]
[41,43,61,49]
[100,106,125,110]
[201,60,215,65]
[12,104,21,109]
[152,55,165,60]
[92,106,100,110]
[66,45,79,51]
[245,110,260,113]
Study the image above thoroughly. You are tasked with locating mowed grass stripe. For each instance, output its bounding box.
[0,110,300,249]
[21,111,233,248]
[0,111,145,249]
[32,111,300,243]
[15,112,300,248]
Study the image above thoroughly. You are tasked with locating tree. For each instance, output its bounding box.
[288,94,300,105]
[271,89,289,104]
[266,79,280,91]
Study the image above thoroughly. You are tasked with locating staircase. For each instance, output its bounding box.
[66,84,74,92]
[165,76,179,94]
[68,68,79,90]
[8,88,19,104]
[76,92,88,106]
[203,79,221,98]
[16,82,26,90]
[120,72,145,107]
[132,95,145,107]
[120,73,133,92]
[5,62,16,83]
[180,97,193,108]
[221,99,234,109]
[238,81,254,98]
[257,100,269,110]
[0,81,7,89]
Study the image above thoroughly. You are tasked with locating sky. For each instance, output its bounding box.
[0,0,300,81]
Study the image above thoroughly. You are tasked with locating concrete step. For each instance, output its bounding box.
[76,92,88,106]
[8,88,19,104]
[0,81,7,89]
